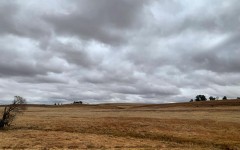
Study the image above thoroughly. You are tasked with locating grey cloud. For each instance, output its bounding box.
[0,0,240,104]
[180,8,240,35]
[0,62,42,77]
[49,85,113,103]
[78,0,145,29]
[44,0,148,45]
[0,1,51,42]
[189,50,240,73]
[80,68,137,84]
[16,75,68,84]
[0,42,67,78]
[49,41,96,68]
[0,62,64,77]
[176,33,240,73]
[0,1,18,35]
[79,67,180,100]
[113,84,180,96]
[151,0,240,38]
[46,15,126,45]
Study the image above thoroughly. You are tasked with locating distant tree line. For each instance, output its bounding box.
[73,101,83,104]
[53,101,84,105]
[189,95,235,102]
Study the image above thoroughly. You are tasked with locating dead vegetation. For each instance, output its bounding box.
[0,96,27,129]
[0,101,240,149]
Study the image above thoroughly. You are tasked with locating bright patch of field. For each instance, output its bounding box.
[1,101,240,149]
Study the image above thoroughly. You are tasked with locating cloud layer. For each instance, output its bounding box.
[0,0,239,104]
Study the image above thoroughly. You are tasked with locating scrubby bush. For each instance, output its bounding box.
[195,95,207,101]
[0,96,27,129]
[73,101,83,104]
[209,96,216,101]
[222,96,227,100]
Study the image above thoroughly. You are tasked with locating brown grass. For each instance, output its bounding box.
[1,100,240,149]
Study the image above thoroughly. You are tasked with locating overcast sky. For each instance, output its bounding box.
[0,0,239,104]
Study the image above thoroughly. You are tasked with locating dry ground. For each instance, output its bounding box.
[1,100,240,149]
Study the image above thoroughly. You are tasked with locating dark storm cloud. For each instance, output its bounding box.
[0,1,18,34]
[44,0,147,45]
[0,1,51,41]
[0,36,70,78]
[0,62,43,77]
[0,0,240,104]
[48,40,98,68]
[173,32,240,74]
[189,49,240,73]
[0,60,65,77]
[16,75,68,84]
[0,48,66,77]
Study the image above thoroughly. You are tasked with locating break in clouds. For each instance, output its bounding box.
[0,0,240,104]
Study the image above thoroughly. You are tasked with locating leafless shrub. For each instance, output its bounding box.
[0,96,27,129]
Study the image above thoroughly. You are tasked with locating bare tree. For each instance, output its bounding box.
[0,96,27,129]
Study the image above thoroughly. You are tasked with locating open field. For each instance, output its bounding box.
[1,100,240,149]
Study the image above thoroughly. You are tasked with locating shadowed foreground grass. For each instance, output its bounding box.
[0,102,240,149]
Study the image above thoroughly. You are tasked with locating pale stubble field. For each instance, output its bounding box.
[1,101,240,149]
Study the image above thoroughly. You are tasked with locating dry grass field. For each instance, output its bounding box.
[1,100,240,149]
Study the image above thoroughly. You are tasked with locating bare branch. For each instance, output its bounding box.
[0,96,27,129]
